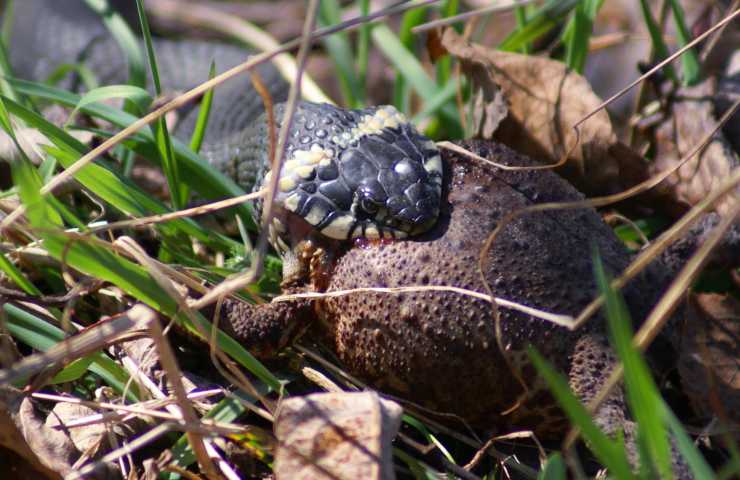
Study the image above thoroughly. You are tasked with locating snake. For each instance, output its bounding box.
[5,0,443,253]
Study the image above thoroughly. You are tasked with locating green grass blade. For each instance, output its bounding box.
[563,0,604,73]
[7,78,258,230]
[0,253,41,295]
[86,0,147,177]
[411,77,459,125]
[0,0,14,49]
[593,252,672,479]
[538,453,566,480]
[499,0,580,53]
[10,223,281,392]
[69,84,151,122]
[134,0,161,93]
[154,118,184,208]
[319,0,363,107]
[356,0,371,91]
[403,415,456,464]
[49,143,235,252]
[372,24,462,137]
[2,303,138,400]
[529,347,634,478]
[189,62,216,154]
[1,95,237,251]
[1,98,84,231]
[50,355,96,384]
[663,407,714,479]
[1,101,63,229]
[45,63,99,90]
[0,10,24,104]
[637,0,678,83]
[393,6,429,113]
[10,128,279,390]
[667,0,700,86]
[435,0,459,86]
[134,0,185,209]
[514,6,531,54]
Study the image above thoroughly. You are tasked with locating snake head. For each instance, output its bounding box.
[259,102,443,247]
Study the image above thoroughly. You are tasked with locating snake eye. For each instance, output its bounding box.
[360,197,379,214]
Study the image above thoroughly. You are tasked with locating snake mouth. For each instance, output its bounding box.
[256,102,443,248]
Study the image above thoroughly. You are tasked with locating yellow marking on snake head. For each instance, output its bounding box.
[321,214,355,239]
[363,225,380,239]
[304,204,327,226]
[424,154,443,177]
[295,165,316,179]
[383,117,399,129]
[292,150,310,162]
[279,177,297,192]
[283,159,300,171]
[283,193,301,212]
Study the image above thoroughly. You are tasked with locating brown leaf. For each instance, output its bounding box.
[652,76,739,218]
[45,403,108,459]
[678,293,740,436]
[425,28,447,63]
[0,386,72,479]
[274,392,402,480]
[440,27,649,196]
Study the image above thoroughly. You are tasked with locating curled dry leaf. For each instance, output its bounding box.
[45,403,109,459]
[651,72,739,218]
[438,28,649,196]
[678,293,740,439]
[0,386,75,480]
[273,392,402,480]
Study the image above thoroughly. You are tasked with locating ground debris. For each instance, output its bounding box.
[678,293,740,440]
[438,27,649,197]
[274,391,402,480]
[651,74,739,217]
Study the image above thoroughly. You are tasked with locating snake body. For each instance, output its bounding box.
[7,0,443,248]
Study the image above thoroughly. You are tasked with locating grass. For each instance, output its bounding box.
[0,0,738,478]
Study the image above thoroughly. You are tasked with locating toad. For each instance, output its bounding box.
[214,133,657,440]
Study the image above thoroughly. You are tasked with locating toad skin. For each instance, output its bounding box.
[215,140,655,438]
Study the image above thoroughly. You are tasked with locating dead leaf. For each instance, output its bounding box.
[45,403,108,459]
[425,28,447,63]
[715,50,740,159]
[678,293,740,436]
[273,392,402,480]
[652,76,739,218]
[439,27,649,196]
[0,386,73,479]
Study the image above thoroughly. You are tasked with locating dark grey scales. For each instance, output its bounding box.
[10,1,740,477]
[228,101,442,253]
[7,0,288,171]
